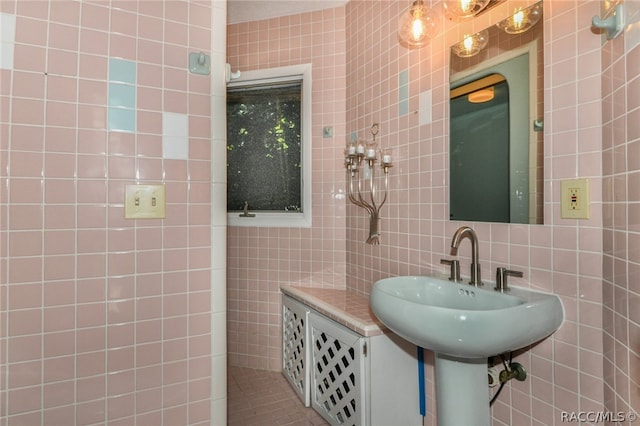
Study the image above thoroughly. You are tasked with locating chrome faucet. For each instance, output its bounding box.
[450,226,483,287]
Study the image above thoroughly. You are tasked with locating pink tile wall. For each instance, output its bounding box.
[226,8,348,370]
[227,1,640,424]
[344,0,610,424]
[0,1,215,424]
[602,20,640,421]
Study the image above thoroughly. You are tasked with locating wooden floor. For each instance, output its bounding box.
[228,365,329,426]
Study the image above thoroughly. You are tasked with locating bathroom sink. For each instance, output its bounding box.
[370,275,564,359]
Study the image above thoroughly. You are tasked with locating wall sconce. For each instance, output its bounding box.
[398,0,438,47]
[344,124,392,245]
[496,2,542,34]
[443,0,491,20]
[451,29,489,57]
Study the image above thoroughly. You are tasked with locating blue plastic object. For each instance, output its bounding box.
[418,346,426,416]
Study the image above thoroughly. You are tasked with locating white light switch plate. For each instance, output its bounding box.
[125,184,166,219]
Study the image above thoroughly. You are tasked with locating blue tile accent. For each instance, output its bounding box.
[399,84,409,102]
[109,58,136,84]
[399,69,410,116]
[399,100,409,116]
[399,69,409,87]
[108,107,135,132]
[108,58,136,132]
[109,82,135,108]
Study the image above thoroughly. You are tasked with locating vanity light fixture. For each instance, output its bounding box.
[344,124,392,245]
[443,0,491,20]
[398,0,438,47]
[496,2,542,34]
[451,29,489,57]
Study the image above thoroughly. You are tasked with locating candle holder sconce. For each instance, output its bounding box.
[344,124,392,245]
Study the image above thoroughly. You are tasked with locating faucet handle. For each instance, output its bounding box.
[495,267,523,292]
[440,259,461,282]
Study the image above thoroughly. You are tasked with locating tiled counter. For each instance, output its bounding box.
[280,285,386,336]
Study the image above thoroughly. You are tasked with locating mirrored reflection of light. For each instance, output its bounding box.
[468,87,495,103]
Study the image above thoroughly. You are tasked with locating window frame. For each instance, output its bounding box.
[226,63,312,228]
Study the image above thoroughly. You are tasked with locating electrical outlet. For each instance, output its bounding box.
[561,178,589,219]
[125,184,166,219]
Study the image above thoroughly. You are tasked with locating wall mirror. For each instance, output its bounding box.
[449,2,543,224]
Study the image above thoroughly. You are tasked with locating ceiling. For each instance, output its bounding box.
[227,0,349,24]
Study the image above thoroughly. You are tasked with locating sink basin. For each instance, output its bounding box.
[370,275,564,359]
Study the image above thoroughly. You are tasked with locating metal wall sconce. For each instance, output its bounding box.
[344,124,392,245]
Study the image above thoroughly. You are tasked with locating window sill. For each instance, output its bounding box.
[227,212,312,228]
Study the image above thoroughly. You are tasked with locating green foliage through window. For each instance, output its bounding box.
[227,82,302,212]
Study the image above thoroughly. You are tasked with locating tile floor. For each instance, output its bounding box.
[228,365,329,426]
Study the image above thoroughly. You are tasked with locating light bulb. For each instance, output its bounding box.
[412,17,424,41]
[462,35,474,53]
[444,0,490,20]
[497,3,542,34]
[460,0,472,14]
[398,0,437,47]
[451,29,489,58]
[512,10,525,30]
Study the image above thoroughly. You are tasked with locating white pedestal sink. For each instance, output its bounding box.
[370,275,564,426]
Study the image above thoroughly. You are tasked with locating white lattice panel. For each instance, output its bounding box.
[310,312,366,426]
[282,296,310,406]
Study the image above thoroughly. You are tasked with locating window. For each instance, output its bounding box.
[226,64,312,227]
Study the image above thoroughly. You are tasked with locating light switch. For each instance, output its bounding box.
[125,184,166,219]
[561,178,589,219]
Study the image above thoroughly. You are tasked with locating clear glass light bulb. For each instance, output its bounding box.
[411,17,424,41]
[512,10,525,31]
[452,29,489,58]
[444,0,490,20]
[398,0,437,47]
[463,35,474,53]
[496,3,542,34]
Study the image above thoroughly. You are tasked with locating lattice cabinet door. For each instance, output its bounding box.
[309,311,367,426]
[282,296,311,406]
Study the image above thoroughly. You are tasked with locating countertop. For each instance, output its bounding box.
[280,285,387,337]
